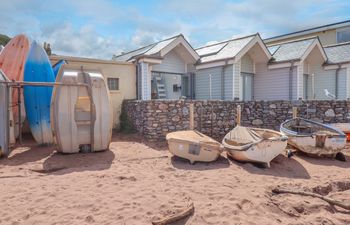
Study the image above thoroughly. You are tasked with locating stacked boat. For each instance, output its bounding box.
[0,34,112,156]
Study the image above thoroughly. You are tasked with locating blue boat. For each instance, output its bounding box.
[52,59,67,78]
[24,41,54,144]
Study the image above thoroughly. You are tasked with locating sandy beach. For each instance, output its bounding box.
[0,133,349,225]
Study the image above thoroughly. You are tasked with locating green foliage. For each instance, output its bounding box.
[0,34,11,47]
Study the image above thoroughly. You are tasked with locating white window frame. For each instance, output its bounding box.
[107,77,119,91]
[336,27,350,43]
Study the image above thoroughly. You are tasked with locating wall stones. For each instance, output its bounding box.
[122,100,350,141]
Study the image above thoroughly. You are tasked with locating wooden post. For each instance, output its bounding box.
[237,105,241,126]
[189,103,194,130]
[292,107,298,119]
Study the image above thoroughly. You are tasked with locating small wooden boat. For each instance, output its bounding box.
[166,130,223,164]
[280,118,346,157]
[222,125,288,167]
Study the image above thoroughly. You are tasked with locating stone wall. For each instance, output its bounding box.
[122,100,350,141]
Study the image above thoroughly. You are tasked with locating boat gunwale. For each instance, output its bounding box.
[280,117,346,138]
[222,127,287,152]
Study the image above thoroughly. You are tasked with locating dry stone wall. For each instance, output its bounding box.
[122,100,350,141]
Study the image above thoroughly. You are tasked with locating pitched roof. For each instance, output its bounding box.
[265,20,350,43]
[196,34,257,63]
[324,42,350,64]
[268,37,318,63]
[113,35,180,62]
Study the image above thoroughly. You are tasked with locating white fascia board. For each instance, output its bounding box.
[161,36,200,61]
[195,61,230,70]
[235,36,272,62]
[138,57,162,64]
[268,61,300,69]
[324,63,350,70]
[300,40,327,62]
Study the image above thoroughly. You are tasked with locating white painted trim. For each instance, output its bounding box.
[324,63,350,70]
[300,39,327,62]
[138,57,162,64]
[268,62,301,69]
[161,36,200,61]
[235,36,272,62]
[195,61,229,70]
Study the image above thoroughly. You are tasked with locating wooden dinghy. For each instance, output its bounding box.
[280,118,346,157]
[166,130,223,164]
[51,65,112,153]
[222,125,288,167]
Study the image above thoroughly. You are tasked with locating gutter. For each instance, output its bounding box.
[221,60,229,100]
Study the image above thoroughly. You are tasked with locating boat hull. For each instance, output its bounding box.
[166,130,222,164]
[280,131,346,157]
[223,128,287,167]
[51,65,112,153]
[280,118,346,157]
[24,41,54,145]
[0,35,29,138]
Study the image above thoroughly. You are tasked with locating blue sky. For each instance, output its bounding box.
[1,0,349,59]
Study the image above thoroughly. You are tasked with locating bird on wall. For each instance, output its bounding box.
[324,89,336,99]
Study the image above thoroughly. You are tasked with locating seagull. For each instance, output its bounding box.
[324,89,336,99]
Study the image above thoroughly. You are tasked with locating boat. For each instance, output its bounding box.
[280,117,346,157]
[0,70,10,156]
[52,59,67,78]
[51,64,112,153]
[23,41,55,145]
[222,125,288,167]
[166,130,223,164]
[0,34,30,138]
[327,123,350,141]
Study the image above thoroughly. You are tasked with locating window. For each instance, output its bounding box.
[107,78,119,91]
[337,28,350,43]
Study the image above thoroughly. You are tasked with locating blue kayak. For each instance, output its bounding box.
[24,41,54,144]
[52,59,67,78]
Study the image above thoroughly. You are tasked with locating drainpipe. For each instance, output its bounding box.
[289,61,295,100]
[335,64,341,99]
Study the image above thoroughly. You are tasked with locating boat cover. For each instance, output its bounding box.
[226,125,262,145]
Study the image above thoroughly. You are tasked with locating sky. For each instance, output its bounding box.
[1,0,349,59]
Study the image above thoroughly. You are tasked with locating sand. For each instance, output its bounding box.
[0,133,349,225]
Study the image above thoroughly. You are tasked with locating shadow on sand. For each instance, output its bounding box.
[170,155,230,171]
[231,154,311,179]
[37,149,115,175]
[0,134,115,175]
[111,131,168,151]
[294,151,350,168]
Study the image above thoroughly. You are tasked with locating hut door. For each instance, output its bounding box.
[242,72,253,101]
